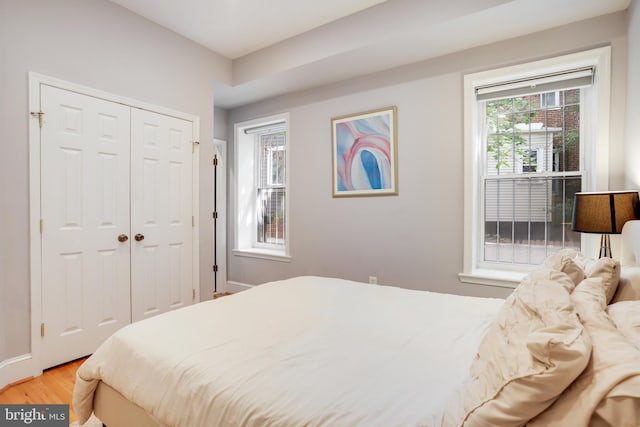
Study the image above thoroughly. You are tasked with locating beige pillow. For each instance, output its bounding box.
[611,266,640,303]
[586,257,620,304]
[528,278,640,427]
[543,249,586,286]
[440,269,590,427]
[608,300,640,351]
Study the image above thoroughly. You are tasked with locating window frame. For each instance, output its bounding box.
[460,47,611,288]
[233,113,291,262]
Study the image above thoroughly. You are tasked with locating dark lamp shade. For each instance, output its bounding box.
[572,191,639,234]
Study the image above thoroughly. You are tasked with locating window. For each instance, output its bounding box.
[461,47,611,287]
[540,91,560,108]
[521,148,539,173]
[234,113,290,261]
[257,132,286,245]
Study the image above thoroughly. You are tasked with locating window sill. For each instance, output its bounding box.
[458,269,527,289]
[232,248,291,263]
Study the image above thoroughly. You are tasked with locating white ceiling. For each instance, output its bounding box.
[109,0,388,59]
[109,0,631,108]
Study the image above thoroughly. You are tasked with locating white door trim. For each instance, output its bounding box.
[27,72,200,378]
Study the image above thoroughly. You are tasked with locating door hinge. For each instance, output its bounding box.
[192,216,195,227]
[212,211,218,219]
[192,289,196,300]
[40,219,44,234]
[41,323,45,337]
[192,141,200,153]
[213,155,218,166]
[213,265,219,272]
[30,111,44,128]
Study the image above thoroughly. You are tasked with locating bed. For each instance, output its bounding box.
[73,221,640,427]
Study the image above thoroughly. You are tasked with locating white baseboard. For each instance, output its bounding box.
[225,280,254,294]
[0,353,40,390]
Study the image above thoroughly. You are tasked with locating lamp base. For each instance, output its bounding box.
[599,234,612,258]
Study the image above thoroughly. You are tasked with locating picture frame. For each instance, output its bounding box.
[331,106,398,197]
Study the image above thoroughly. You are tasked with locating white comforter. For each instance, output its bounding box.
[73,276,504,427]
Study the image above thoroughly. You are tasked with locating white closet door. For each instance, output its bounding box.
[130,108,194,321]
[41,85,131,368]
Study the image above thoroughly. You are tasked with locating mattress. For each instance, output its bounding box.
[73,276,504,426]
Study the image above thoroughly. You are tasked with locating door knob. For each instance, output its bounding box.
[134,233,145,242]
[118,234,129,243]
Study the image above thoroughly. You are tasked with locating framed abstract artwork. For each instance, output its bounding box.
[331,106,398,197]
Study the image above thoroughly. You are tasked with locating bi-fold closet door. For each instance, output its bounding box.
[40,85,194,369]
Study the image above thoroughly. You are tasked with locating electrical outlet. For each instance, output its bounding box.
[368,276,377,284]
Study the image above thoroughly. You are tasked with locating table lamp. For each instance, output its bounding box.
[571,191,639,258]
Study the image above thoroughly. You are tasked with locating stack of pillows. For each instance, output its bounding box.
[435,249,640,427]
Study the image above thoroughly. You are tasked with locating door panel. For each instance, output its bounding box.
[131,109,193,321]
[41,85,131,369]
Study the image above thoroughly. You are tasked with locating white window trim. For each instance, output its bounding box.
[231,247,292,262]
[460,47,611,288]
[234,113,291,262]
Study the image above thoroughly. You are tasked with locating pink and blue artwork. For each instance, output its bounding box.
[331,107,397,197]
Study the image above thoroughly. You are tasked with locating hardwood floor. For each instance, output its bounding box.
[0,357,87,422]
[213,292,233,299]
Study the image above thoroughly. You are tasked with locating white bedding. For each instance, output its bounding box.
[73,276,504,427]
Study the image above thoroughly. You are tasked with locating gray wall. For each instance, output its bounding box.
[0,0,230,360]
[227,11,630,299]
[214,107,229,141]
[626,0,640,189]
